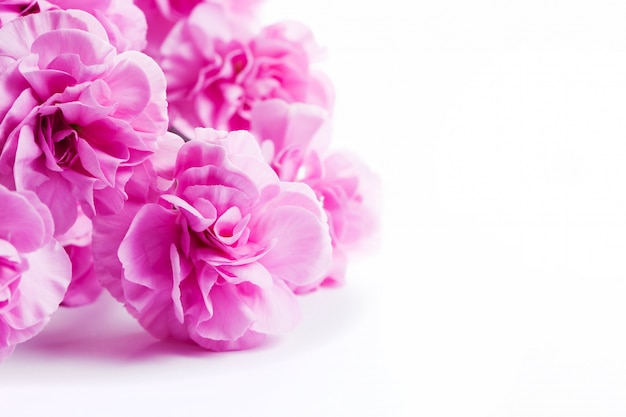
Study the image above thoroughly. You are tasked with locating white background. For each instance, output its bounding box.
[3,1,626,416]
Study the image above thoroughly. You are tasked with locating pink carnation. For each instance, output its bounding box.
[139,0,262,23]
[0,0,147,52]
[159,2,333,134]
[0,185,71,361]
[250,99,380,292]
[0,10,168,234]
[135,0,264,58]
[96,129,332,350]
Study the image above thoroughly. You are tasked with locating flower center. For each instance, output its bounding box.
[53,132,77,167]
[38,110,80,169]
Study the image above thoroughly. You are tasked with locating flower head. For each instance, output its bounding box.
[96,129,332,350]
[0,10,169,233]
[135,0,264,58]
[160,2,333,134]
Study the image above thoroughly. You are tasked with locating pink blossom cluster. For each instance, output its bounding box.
[0,0,379,360]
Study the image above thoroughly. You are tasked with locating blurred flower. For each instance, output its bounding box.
[159,2,333,134]
[251,99,380,292]
[135,0,264,58]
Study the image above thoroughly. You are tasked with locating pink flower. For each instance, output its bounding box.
[159,2,333,134]
[135,0,263,58]
[140,0,262,23]
[299,152,381,291]
[0,10,169,234]
[96,129,332,350]
[0,185,71,361]
[0,1,147,52]
[250,99,380,292]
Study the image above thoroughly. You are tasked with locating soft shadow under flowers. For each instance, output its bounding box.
[12,295,214,363]
[2,281,365,374]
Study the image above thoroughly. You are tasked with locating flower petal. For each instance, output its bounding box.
[2,239,71,331]
[255,205,332,286]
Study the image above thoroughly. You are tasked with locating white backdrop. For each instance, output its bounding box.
[3,1,626,416]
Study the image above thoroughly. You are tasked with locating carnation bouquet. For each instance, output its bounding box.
[0,0,379,360]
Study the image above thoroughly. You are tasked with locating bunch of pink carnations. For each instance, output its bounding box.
[0,0,379,360]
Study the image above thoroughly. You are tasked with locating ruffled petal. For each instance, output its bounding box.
[254,205,332,286]
[2,239,71,332]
